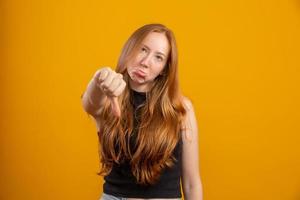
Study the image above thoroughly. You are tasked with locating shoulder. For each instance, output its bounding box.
[181,96,194,111]
[180,96,198,140]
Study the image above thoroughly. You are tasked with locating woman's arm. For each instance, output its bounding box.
[81,69,108,118]
[181,97,203,200]
[82,67,126,119]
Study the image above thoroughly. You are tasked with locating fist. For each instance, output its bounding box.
[94,67,126,117]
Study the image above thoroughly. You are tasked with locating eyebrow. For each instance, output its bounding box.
[142,44,167,57]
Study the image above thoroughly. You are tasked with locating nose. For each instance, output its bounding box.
[140,54,151,68]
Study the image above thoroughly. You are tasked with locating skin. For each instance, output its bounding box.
[126,31,170,93]
[180,97,203,200]
[87,32,203,200]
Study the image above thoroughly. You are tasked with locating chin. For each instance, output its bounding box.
[133,79,146,84]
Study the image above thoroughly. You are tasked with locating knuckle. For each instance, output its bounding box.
[101,82,108,88]
[101,67,108,73]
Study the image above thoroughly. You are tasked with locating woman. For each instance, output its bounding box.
[81,23,203,200]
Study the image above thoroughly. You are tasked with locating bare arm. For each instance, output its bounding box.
[181,97,203,200]
[81,69,107,118]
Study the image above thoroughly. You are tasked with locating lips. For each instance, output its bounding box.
[134,69,146,78]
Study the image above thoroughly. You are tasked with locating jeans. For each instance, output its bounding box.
[100,193,127,200]
[100,193,181,200]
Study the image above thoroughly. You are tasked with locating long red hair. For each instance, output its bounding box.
[96,23,187,185]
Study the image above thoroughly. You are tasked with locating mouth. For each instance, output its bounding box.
[133,69,146,78]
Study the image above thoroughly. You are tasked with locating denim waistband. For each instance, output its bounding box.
[100,193,127,200]
[100,193,181,200]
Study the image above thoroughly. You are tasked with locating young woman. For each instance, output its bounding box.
[81,24,203,200]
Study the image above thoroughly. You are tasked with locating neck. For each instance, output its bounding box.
[129,80,153,93]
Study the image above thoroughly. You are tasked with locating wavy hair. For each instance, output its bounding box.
[96,23,187,185]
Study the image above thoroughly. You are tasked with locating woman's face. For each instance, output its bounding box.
[126,31,170,92]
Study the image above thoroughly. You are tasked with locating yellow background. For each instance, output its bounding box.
[1,0,300,200]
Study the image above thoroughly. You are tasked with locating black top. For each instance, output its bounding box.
[103,89,183,198]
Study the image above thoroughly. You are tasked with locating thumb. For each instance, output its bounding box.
[109,96,121,117]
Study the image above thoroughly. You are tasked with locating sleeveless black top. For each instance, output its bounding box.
[103,89,183,198]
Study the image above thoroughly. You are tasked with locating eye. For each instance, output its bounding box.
[141,47,147,52]
[156,55,163,62]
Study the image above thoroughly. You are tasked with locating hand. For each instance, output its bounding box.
[94,67,126,117]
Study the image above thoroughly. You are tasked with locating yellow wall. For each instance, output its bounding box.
[1,0,300,199]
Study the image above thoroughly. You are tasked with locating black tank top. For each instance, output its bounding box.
[103,89,183,198]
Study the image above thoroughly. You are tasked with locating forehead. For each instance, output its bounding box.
[140,32,170,55]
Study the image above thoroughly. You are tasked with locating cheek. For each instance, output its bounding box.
[150,64,165,77]
[126,60,136,71]
[127,56,139,68]
[126,66,133,75]
[157,63,166,73]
